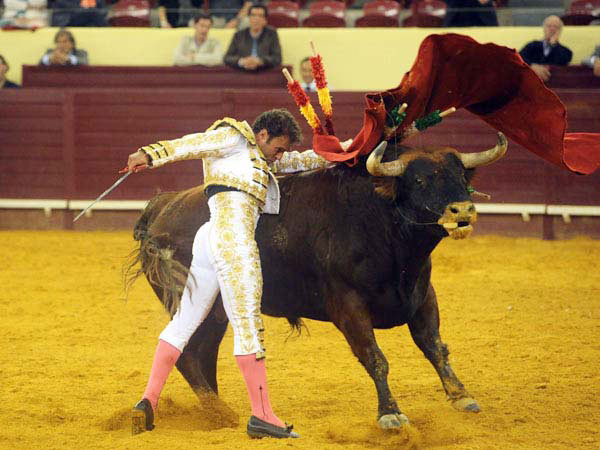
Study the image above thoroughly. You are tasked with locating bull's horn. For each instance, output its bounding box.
[459,132,508,168]
[366,141,407,177]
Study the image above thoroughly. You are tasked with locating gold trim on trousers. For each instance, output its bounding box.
[159,191,266,358]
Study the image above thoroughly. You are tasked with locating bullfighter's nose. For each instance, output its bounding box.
[437,201,478,240]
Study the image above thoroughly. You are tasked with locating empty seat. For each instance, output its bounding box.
[268,0,300,27]
[568,0,600,16]
[355,0,400,27]
[302,0,346,27]
[560,13,596,25]
[402,0,446,27]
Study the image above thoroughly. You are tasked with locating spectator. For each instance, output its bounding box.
[581,46,600,77]
[224,4,281,71]
[444,0,498,27]
[0,55,20,88]
[299,57,316,91]
[51,0,108,26]
[158,0,203,28]
[519,15,572,83]
[210,0,251,28]
[173,12,223,66]
[39,28,88,66]
[299,57,334,92]
[0,0,48,29]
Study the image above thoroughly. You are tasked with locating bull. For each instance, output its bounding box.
[126,132,507,429]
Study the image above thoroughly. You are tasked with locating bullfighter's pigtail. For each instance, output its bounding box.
[283,68,325,135]
[309,42,335,136]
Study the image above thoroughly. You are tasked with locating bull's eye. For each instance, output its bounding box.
[415,176,424,186]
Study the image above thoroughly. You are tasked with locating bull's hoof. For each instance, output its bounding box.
[451,397,481,413]
[378,413,410,429]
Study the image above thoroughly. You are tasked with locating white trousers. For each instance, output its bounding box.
[159,191,266,358]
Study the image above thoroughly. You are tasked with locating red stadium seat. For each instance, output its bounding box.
[355,0,400,27]
[560,13,596,25]
[268,1,300,27]
[402,0,446,27]
[568,0,600,16]
[302,1,346,27]
[363,0,400,17]
[355,14,399,26]
[108,0,151,27]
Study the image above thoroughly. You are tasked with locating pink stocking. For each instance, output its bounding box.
[236,354,284,427]
[142,339,181,411]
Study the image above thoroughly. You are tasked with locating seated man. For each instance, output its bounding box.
[299,56,334,92]
[299,57,316,91]
[519,15,572,82]
[581,45,600,78]
[39,28,88,66]
[173,12,223,66]
[223,3,281,71]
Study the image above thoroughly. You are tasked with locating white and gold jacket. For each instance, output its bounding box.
[141,118,334,214]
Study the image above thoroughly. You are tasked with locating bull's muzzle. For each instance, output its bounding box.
[437,201,477,240]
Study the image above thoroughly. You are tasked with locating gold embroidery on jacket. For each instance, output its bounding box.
[207,118,256,146]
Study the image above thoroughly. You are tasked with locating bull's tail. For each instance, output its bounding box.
[123,233,189,317]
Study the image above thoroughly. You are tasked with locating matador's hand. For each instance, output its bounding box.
[126,149,151,173]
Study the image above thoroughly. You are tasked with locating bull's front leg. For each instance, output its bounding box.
[408,283,480,412]
[328,290,409,429]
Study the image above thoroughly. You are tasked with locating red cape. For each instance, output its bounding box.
[313,33,599,175]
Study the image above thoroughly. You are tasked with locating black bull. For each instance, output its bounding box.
[128,135,507,428]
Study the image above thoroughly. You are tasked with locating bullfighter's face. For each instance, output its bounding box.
[256,129,290,162]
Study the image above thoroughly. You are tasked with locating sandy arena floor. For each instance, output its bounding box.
[1,231,598,449]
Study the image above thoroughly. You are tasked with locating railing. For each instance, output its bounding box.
[2,198,599,226]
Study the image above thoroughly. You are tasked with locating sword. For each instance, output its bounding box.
[73,171,132,222]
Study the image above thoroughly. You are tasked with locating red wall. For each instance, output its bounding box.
[1,87,598,206]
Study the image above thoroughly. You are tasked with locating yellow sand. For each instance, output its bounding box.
[1,231,598,449]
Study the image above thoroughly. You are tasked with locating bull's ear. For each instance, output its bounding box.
[372,177,397,200]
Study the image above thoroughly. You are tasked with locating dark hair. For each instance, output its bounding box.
[252,109,302,145]
[249,3,268,19]
[300,56,310,65]
[0,54,8,70]
[193,11,212,24]
[54,28,76,49]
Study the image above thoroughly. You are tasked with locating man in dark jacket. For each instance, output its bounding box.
[519,15,572,82]
[224,4,281,71]
[444,0,498,27]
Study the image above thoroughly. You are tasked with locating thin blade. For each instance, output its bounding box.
[73,171,132,222]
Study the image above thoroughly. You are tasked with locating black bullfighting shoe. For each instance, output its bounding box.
[131,398,155,435]
[246,415,300,439]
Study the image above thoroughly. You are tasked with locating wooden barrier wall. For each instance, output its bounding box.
[0,86,599,237]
